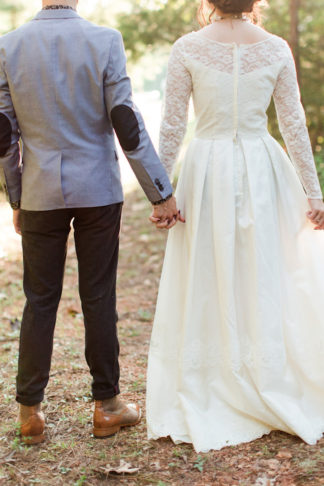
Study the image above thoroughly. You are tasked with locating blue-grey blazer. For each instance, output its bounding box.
[0,8,173,210]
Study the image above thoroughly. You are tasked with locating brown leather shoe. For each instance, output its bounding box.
[18,403,45,445]
[93,397,141,438]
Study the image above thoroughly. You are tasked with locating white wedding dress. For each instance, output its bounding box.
[146,32,324,453]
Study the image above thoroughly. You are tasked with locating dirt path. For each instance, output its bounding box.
[0,190,323,486]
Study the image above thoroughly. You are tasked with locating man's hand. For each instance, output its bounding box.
[149,196,185,230]
[13,209,21,235]
[307,199,324,230]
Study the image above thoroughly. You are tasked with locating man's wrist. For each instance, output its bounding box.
[151,194,173,206]
[10,200,21,210]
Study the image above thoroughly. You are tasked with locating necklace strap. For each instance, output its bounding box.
[43,5,76,10]
[214,14,248,21]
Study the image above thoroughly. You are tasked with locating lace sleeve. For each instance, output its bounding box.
[273,44,323,199]
[159,39,192,178]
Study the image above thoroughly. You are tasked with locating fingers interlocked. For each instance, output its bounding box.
[149,196,185,231]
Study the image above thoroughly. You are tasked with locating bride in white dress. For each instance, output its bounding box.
[146,0,324,453]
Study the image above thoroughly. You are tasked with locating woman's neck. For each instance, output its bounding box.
[214,9,244,19]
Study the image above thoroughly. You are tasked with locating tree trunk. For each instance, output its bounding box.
[290,0,301,83]
[10,6,18,31]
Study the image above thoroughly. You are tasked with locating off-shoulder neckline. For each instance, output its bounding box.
[192,31,277,47]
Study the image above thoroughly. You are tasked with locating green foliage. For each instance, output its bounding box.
[193,455,207,472]
[117,0,199,60]
[117,0,324,170]
[73,475,87,486]
[0,0,16,12]
[0,0,25,32]
[315,153,324,191]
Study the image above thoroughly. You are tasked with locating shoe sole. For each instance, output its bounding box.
[93,410,142,439]
[21,434,45,445]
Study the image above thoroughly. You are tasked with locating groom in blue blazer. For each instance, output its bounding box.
[0,0,178,444]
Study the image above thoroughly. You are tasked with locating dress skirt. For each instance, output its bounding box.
[146,133,324,453]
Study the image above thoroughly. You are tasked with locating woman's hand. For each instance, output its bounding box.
[307,199,324,230]
[150,196,185,230]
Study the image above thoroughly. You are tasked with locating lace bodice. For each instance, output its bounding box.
[159,32,323,199]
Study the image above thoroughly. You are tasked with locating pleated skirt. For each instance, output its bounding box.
[146,134,324,453]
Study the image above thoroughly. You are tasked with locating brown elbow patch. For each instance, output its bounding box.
[111,105,140,151]
[0,113,12,157]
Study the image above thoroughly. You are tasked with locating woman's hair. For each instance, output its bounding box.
[198,0,265,26]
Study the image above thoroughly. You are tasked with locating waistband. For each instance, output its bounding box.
[194,130,270,141]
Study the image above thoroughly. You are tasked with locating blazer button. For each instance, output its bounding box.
[155,178,164,191]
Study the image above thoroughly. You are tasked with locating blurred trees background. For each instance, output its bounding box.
[0,0,21,30]
[0,0,323,185]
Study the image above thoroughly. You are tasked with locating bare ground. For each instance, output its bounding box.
[0,190,323,486]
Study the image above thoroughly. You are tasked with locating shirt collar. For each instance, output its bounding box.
[33,9,81,20]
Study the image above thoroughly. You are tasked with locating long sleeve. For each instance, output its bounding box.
[104,31,172,204]
[0,55,21,206]
[159,39,192,178]
[273,44,322,200]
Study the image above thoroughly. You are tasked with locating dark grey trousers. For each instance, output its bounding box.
[16,203,123,406]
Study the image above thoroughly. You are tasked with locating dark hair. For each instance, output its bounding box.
[198,0,264,26]
[210,0,257,13]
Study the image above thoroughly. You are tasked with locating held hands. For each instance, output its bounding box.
[150,196,185,230]
[13,209,22,235]
[307,199,324,230]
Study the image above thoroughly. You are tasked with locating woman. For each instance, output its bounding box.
[146,0,324,453]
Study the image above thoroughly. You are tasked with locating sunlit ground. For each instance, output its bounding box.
[0,197,21,258]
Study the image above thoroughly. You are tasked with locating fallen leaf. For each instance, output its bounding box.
[67,308,81,317]
[150,460,161,470]
[254,476,276,486]
[259,459,280,470]
[96,460,139,476]
[276,449,293,460]
[279,480,297,486]
[0,451,16,466]
[267,459,280,470]
[181,454,188,463]
[9,318,20,331]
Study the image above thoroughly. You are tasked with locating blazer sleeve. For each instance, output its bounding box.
[0,55,21,207]
[104,31,173,204]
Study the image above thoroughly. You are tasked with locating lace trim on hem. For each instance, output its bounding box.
[147,422,324,452]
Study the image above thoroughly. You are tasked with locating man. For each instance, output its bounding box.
[0,0,180,444]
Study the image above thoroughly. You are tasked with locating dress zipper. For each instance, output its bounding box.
[233,43,239,142]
